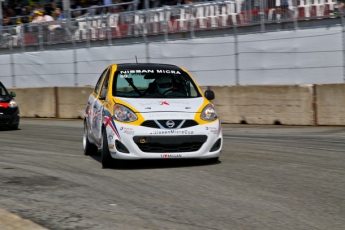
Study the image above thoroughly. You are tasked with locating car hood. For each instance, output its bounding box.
[116,97,206,113]
[0,96,11,102]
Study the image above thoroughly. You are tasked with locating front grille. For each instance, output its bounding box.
[141,120,159,128]
[0,108,9,113]
[133,135,207,153]
[0,115,12,125]
[141,120,199,129]
[180,120,198,128]
[157,120,183,129]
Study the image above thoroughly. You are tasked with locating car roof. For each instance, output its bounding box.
[115,63,183,71]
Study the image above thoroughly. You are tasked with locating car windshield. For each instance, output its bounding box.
[0,83,9,97]
[113,69,202,98]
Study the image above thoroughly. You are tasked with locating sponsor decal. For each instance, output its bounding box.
[156,70,181,74]
[159,101,169,106]
[147,113,193,119]
[120,127,135,135]
[124,130,135,135]
[161,153,183,158]
[104,111,121,141]
[139,101,190,107]
[109,144,115,149]
[150,130,194,135]
[166,120,175,128]
[120,70,155,74]
[119,70,181,78]
[120,127,133,131]
[108,131,115,140]
[119,70,181,74]
[206,126,218,134]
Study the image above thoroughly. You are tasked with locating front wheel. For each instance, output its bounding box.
[101,128,114,168]
[9,123,19,130]
[208,157,219,164]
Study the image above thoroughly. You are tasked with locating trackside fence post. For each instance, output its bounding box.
[342,12,345,83]
[38,23,43,51]
[234,24,239,85]
[144,35,150,63]
[293,0,299,30]
[10,52,15,88]
[259,0,265,33]
[312,84,318,126]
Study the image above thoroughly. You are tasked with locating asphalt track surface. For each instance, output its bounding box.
[0,119,344,230]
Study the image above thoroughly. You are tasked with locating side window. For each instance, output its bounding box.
[188,82,198,97]
[100,70,110,99]
[0,85,5,96]
[94,68,109,94]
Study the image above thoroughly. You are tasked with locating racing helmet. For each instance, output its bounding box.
[156,76,173,94]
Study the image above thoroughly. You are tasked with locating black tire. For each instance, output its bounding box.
[9,124,19,130]
[101,128,114,168]
[83,121,97,156]
[208,157,219,164]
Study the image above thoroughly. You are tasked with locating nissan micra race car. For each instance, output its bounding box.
[83,63,222,168]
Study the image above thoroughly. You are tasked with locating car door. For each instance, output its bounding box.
[91,68,111,143]
[87,68,109,144]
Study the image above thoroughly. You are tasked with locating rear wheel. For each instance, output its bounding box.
[83,121,97,156]
[101,128,114,168]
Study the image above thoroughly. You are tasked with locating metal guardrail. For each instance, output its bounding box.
[0,0,342,51]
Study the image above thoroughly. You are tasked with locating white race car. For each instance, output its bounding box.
[83,63,222,168]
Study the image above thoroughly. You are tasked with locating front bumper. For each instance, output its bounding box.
[106,121,222,160]
[0,108,20,128]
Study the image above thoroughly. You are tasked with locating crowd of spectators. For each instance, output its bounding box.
[0,0,193,26]
[3,0,341,28]
[1,0,127,26]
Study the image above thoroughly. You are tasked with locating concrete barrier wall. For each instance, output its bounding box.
[316,84,345,126]
[9,87,56,118]
[9,84,345,126]
[57,87,94,119]
[211,85,315,125]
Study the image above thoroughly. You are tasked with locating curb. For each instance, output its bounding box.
[0,209,48,230]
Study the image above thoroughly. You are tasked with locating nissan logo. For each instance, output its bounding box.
[166,120,175,128]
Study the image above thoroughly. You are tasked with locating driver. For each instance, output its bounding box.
[156,76,173,94]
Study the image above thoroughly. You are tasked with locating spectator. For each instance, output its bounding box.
[103,0,113,13]
[55,7,65,20]
[337,0,345,14]
[31,10,44,23]
[42,11,57,31]
[276,0,290,19]
[1,16,17,46]
[30,3,44,16]
[2,17,14,26]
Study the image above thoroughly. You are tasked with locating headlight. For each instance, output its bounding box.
[113,104,137,122]
[200,104,218,121]
[8,99,18,108]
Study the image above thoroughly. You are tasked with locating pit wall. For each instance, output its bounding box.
[9,84,345,126]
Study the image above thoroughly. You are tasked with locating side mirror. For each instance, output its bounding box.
[204,90,215,100]
[10,92,16,97]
